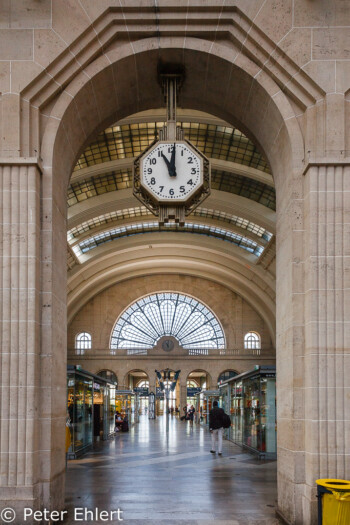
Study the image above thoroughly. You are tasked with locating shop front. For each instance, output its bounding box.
[67,365,116,458]
[115,390,137,425]
[219,366,276,458]
[196,390,221,425]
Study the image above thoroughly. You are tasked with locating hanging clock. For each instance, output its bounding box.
[133,73,210,225]
[140,141,203,201]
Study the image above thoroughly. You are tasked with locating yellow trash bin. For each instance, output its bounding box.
[316,479,350,525]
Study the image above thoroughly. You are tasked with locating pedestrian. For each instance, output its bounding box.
[209,400,225,455]
[188,405,195,425]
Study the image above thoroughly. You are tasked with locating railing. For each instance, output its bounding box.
[68,347,270,358]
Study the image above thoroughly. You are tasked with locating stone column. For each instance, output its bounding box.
[301,163,350,523]
[277,161,350,524]
[179,381,187,414]
[0,160,66,522]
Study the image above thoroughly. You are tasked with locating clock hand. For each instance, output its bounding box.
[170,143,177,177]
[161,152,172,176]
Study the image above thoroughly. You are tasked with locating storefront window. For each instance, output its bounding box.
[243,376,260,450]
[232,381,243,445]
[260,377,276,454]
[219,366,276,458]
[67,367,116,458]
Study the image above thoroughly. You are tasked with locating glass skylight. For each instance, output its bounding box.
[67,168,275,210]
[72,222,265,257]
[74,121,270,173]
[110,292,225,349]
[67,206,272,242]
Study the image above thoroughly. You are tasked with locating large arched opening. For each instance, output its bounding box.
[35,29,306,523]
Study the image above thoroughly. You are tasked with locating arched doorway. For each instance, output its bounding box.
[8,9,325,522]
[45,43,301,521]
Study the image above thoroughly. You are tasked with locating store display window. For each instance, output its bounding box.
[67,366,116,458]
[219,366,276,458]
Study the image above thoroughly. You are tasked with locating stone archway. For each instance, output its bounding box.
[41,41,303,523]
[2,7,346,525]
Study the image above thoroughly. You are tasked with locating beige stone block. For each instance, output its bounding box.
[336,61,350,94]
[34,29,67,69]
[302,61,335,95]
[0,0,10,28]
[279,28,312,68]
[52,0,91,47]
[0,94,20,155]
[9,0,51,29]
[254,0,292,43]
[11,60,44,94]
[0,61,10,94]
[0,29,33,60]
[313,28,350,60]
[305,451,323,485]
[68,81,99,142]
[78,0,119,21]
[295,0,350,27]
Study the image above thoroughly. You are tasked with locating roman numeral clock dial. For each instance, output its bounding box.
[141,142,202,201]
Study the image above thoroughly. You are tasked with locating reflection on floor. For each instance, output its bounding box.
[65,415,280,524]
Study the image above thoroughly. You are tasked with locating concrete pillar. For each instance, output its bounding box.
[0,160,66,522]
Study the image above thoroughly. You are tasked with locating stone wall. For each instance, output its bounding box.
[68,274,274,351]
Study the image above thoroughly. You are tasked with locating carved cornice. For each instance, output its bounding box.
[22,6,325,112]
[0,157,42,172]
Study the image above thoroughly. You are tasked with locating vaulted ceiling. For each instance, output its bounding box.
[67,109,276,336]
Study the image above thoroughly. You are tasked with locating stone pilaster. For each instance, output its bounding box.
[301,163,350,523]
[0,160,66,522]
[0,161,41,515]
[179,381,187,413]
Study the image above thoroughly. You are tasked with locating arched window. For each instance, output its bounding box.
[244,331,261,350]
[218,370,238,384]
[97,370,118,385]
[137,380,149,388]
[75,332,92,354]
[110,292,225,349]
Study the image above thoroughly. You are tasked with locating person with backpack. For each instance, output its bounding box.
[209,400,230,455]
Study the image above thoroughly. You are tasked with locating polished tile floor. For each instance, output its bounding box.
[65,416,279,524]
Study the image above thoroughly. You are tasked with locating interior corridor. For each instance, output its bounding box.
[65,416,279,524]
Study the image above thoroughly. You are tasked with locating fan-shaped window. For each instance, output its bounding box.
[244,332,261,350]
[110,292,225,349]
[75,332,92,354]
[97,370,118,385]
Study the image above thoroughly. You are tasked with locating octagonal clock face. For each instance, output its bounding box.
[140,141,203,203]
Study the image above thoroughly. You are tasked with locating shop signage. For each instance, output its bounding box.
[156,387,164,397]
[134,387,149,396]
[93,382,101,391]
[187,387,202,397]
[204,390,220,396]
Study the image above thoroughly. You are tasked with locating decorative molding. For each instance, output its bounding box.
[303,158,350,175]
[0,157,42,172]
[21,6,325,112]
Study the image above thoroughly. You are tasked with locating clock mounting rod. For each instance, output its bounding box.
[160,74,184,141]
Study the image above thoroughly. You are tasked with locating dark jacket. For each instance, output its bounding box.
[209,406,225,430]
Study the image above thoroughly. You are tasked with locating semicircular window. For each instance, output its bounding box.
[110,292,225,350]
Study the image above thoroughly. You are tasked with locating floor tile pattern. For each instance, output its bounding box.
[65,416,279,524]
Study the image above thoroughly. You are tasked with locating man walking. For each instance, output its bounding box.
[209,400,225,455]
